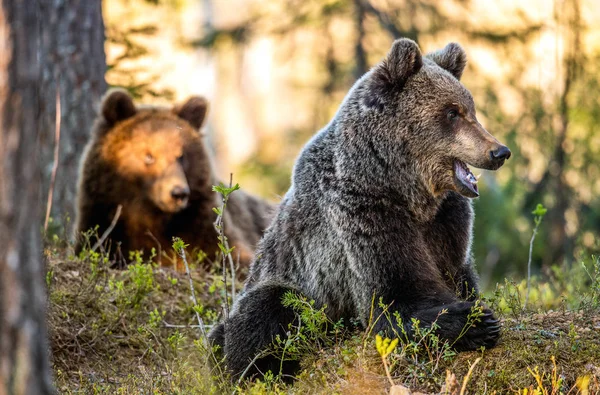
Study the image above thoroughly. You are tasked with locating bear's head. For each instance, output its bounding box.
[350,39,510,198]
[95,89,211,213]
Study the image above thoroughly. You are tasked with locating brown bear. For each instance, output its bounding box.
[209,39,511,379]
[74,89,275,269]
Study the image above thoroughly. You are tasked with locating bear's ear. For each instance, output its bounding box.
[425,43,467,80]
[101,88,137,126]
[174,96,209,130]
[364,39,423,109]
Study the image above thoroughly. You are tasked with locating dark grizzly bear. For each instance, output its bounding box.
[209,39,511,378]
[74,89,275,268]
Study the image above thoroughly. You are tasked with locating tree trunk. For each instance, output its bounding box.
[548,0,581,267]
[353,0,367,79]
[39,0,107,230]
[0,1,54,394]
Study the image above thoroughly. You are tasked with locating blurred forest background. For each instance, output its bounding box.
[43,0,599,289]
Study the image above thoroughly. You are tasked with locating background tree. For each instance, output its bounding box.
[39,0,107,231]
[470,0,600,284]
[0,1,54,393]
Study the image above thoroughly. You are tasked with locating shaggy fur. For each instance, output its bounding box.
[210,39,510,378]
[74,89,275,268]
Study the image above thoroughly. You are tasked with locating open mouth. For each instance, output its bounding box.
[453,160,479,198]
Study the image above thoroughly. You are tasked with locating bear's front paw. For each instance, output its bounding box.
[450,305,501,351]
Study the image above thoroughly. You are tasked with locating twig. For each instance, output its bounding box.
[525,227,538,308]
[362,296,394,348]
[525,220,542,308]
[278,320,303,377]
[213,173,237,319]
[162,320,213,330]
[91,205,123,252]
[232,251,239,302]
[44,76,61,231]
[222,250,229,320]
[175,240,208,344]
[235,350,268,391]
[460,357,482,395]
[145,230,162,266]
[382,354,395,387]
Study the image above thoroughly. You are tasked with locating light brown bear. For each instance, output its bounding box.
[74,89,275,269]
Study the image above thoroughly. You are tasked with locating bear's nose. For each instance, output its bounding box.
[171,186,190,201]
[490,145,511,162]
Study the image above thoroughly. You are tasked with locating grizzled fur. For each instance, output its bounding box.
[210,39,510,378]
[74,89,274,268]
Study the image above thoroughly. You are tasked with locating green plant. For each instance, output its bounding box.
[148,308,165,329]
[212,176,241,317]
[525,203,547,308]
[451,301,486,349]
[237,291,345,383]
[581,255,600,307]
[364,298,460,387]
[126,261,158,308]
[172,237,207,341]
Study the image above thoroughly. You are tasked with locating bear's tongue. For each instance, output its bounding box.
[454,160,479,198]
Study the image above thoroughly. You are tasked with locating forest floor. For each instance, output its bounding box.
[46,240,600,394]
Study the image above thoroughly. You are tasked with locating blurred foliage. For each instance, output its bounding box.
[189,0,600,286]
[102,0,600,286]
[105,0,177,99]
[470,0,600,286]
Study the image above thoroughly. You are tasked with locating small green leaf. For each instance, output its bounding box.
[212,182,241,198]
[532,203,547,217]
[172,237,189,252]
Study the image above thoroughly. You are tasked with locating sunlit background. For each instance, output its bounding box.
[103,0,600,288]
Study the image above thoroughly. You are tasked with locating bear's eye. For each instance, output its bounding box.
[144,153,155,165]
[446,109,459,121]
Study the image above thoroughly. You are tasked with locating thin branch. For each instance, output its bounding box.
[91,205,122,252]
[235,350,269,390]
[525,223,540,309]
[145,230,162,266]
[162,320,213,330]
[176,241,208,344]
[382,355,395,387]
[232,251,239,302]
[213,173,238,320]
[44,76,61,231]
[460,357,482,395]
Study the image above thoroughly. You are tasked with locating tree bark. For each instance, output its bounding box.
[39,0,107,229]
[521,0,582,267]
[550,0,581,267]
[0,1,54,394]
[353,0,367,79]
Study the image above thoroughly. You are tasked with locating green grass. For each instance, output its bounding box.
[47,238,600,394]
